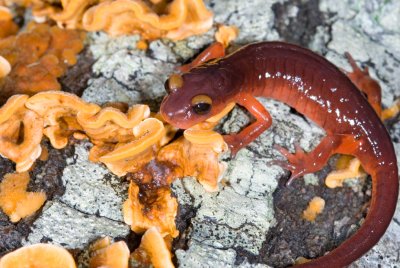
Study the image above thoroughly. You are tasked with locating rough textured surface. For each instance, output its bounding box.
[29,141,76,199]
[60,48,95,97]
[60,142,128,222]
[0,0,399,267]
[175,242,270,268]
[21,141,130,251]
[82,34,176,109]
[22,201,129,248]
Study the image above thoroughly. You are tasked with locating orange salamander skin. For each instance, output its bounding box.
[160,42,399,267]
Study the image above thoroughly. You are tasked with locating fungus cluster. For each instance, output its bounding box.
[0,231,172,267]
[0,243,76,268]
[0,89,230,184]
[158,102,234,192]
[0,6,18,38]
[88,230,173,268]
[131,227,174,268]
[302,196,325,222]
[325,156,366,188]
[0,91,174,175]
[121,119,230,254]
[381,99,400,121]
[26,92,170,177]
[0,172,46,222]
[158,128,228,192]
[215,25,239,48]
[0,7,15,79]
[24,0,213,41]
[0,55,11,78]
[89,237,130,268]
[123,182,179,238]
[94,117,170,176]
[0,95,43,172]
[0,22,85,103]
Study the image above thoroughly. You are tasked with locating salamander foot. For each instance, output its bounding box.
[223,134,243,157]
[271,144,315,185]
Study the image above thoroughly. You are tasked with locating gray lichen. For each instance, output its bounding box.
[176,242,271,268]
[23,201,129,248]
[60,143,128,222]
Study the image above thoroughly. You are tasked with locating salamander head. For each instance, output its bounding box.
[160,69,233,129]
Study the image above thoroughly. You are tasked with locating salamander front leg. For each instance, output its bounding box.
[223,93,272,156]
[178,42,225,73]
[272,135,356,185]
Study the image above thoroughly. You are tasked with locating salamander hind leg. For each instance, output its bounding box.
[344,52,382,116]
[325,53,383,188]
[272,134,357,185]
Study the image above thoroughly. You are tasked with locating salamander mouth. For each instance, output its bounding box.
[167,117,196,130]
[160,98,198,130]
[159,110,193,130]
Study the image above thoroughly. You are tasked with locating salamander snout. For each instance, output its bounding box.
[160,92,214,129]
[160,71,221,130]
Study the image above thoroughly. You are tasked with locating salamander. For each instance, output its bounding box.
[159,41,399,267]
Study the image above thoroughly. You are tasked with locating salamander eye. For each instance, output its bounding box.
[164,74,183,94]
[191,95,212,115]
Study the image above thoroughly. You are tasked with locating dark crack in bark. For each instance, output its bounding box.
[172,203,198,267]
[172,182,202,265]
[60,48,96,97]
[272,0,325,47]
[28,140,75,198]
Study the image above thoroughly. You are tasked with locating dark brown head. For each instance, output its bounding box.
[160,67,235,129]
